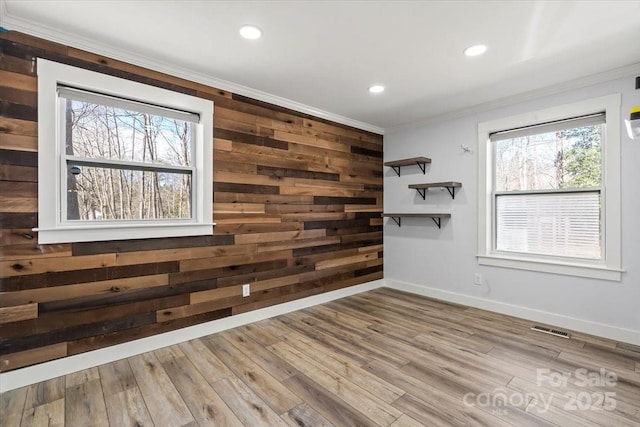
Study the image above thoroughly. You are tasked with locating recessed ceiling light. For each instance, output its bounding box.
[464,44,487,57]
[240,25,262,40]
[369,85,385,94]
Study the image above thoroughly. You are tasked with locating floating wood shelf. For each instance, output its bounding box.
[408,181,462,200]
[382,213,451,228]
[384,157,431,176]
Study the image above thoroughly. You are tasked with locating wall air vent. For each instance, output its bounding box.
[530,325,571,339]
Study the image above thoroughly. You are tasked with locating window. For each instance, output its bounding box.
[37,59,214,244]
[477,94,622,281]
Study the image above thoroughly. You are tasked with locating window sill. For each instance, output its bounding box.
[35,223,216,244]
[477,253,622,281]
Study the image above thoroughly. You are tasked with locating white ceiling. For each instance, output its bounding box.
[2,0,640,132]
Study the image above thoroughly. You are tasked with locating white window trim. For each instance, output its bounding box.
[36,59,214,244]
[477,94,622,281]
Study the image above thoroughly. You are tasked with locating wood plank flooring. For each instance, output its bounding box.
[2,288,639,426]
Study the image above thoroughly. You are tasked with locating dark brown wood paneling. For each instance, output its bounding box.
[0,312,157,354]
[0,101,38,122]
[72,235,234,256]
[0,53,37,75]
[314,196,378,205]
[37,288,192,315]
[0,295,188,339]
[0,261,180,291]
[0,181,38,199]
[0,87,38,106]
[0,212,37,229]
[0,342,67,372]
[215,128,288,150]
[66,309,232,355]
[213,182,280,195]
[256,165,340,181]
[0,30,383,372]
[0,164,37,182]
[304,218,371,230]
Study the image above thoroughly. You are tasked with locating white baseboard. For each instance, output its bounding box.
[5,277,636,393]
[0,279,384,393]
[385,279,640,346]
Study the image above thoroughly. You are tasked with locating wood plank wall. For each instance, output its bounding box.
[0,31,383,372]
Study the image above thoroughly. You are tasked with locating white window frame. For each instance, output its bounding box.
[477,94,622,281]
[36,59,214,244]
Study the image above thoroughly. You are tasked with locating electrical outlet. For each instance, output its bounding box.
[474,273,483,286]
[242,284,250,297]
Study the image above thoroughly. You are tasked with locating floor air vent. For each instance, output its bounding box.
[531,325,571,339]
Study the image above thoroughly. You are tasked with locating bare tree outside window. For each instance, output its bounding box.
[495,125,601,192]
[65,98,193,221]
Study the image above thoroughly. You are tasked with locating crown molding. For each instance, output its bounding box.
[387,61,640,134]
[5,0,639,137]
[0,0,6,20]
[0,3,384,135]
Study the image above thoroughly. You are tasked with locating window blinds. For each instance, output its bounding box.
[496,190,601,259]
[58,85,200,123]
[489,113,605,142]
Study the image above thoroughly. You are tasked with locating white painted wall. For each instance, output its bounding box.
[384,76,640,341]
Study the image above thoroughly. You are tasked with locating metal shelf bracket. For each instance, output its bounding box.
[446,186,456,199]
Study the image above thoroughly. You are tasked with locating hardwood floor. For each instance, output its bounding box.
[2,288,639,426]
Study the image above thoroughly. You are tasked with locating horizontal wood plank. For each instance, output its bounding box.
[0,342,67,372]
[0,302,37,324]
[0,31,383,371]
